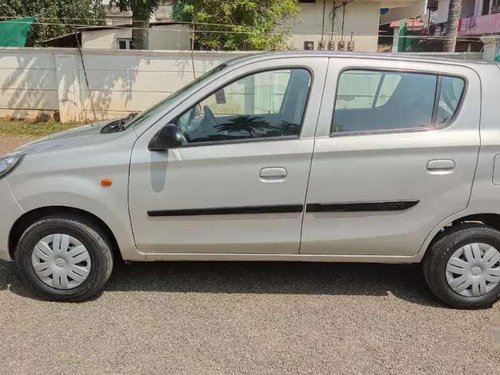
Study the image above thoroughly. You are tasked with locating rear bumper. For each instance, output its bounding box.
[0,180,23,261]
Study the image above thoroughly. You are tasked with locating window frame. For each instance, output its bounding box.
[330,67,468,137]
[117,38,132,49]
[173,66,315,148]
[492,0,500,14]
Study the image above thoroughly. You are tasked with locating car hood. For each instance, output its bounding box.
[12,119,135,155]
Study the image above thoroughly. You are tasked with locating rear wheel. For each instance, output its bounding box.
[423,224,500,309]
[15,215,113,302]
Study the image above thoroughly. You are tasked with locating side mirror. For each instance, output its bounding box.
[149,124,184,151]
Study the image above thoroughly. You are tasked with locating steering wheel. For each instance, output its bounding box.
[203,105,218,128]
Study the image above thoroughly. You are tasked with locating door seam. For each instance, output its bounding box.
[298,58,330,254]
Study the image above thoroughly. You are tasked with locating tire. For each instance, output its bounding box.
[423,223,500,309]
[15,215,114,302]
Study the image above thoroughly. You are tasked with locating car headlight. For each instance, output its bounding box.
[0,154,24,179]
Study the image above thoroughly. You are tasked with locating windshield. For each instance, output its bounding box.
[124,63,227,129]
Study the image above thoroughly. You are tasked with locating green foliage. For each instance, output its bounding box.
[173,0,299,50]
[110,0,164,21]
[0,0,105,46]
[0,120,80,137]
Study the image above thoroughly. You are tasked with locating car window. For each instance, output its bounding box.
[334,71,401,109]
[176,68,311,145]
[436,76,465,125]
[332,70,439,134]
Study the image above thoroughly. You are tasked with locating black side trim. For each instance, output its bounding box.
[148,204,304,217]
[306,200,419,213]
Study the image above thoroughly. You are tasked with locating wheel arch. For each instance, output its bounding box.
[8,206,122,261]
[421,213,500,261]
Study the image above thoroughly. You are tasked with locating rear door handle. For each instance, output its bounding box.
[259,167,287,182]
[427,159,455,173]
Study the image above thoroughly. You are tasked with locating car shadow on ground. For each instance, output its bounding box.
[0,260,442,307]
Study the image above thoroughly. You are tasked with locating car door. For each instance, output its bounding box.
[129,57,328,256]
[301,58,481,257]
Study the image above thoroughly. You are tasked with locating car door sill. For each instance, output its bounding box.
[143,252,421,264]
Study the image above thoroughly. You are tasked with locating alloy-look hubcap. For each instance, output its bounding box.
[446,243,500,297]
[31,234,92,290]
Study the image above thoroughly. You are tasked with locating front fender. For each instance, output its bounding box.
[6,155,144,261]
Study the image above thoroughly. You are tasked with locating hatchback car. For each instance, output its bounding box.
[1,52,499,308]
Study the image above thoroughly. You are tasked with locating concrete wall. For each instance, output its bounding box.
[0,47,486,123]
[0,48,244,122]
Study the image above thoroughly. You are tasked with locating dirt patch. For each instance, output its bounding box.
[0,135,37,155]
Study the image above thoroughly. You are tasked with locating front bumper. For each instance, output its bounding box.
[0,180,24,261]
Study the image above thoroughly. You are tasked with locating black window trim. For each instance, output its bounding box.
[329,67,468,138]
[171,66,314,148]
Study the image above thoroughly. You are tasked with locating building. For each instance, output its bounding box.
[389,18,426,52]
[431,0,500,59]
[459,0,500,60]
[290,0,427,52]
[44,0,428,52]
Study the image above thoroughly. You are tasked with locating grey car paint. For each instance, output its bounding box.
[1,52,499,264]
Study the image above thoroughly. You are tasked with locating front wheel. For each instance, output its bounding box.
[15,215,114,302]
[423,224,500,309]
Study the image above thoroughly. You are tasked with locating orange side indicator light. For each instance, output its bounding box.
[100,178,113,187]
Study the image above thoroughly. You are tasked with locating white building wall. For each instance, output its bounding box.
[82,29,133,49]
[290,1,381,52]
[148,25,192,50]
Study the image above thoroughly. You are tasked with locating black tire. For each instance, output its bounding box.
[423,223,500,309]
[15,215,114,302]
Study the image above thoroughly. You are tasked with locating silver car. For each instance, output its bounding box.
[1,52,499,308]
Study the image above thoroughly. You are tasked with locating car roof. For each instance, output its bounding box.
[224,51,493,70]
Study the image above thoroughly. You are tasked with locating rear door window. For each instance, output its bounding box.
[331,70,465,135]
[436,76,466,125]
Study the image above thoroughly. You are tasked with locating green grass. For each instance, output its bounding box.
[0,120,82,137]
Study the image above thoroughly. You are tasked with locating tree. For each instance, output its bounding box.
[444,0,462,52]
[0,0,105,46]
[172,0,300,50]
[110,0,166,50]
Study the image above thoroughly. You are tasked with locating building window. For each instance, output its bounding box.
[483,0,491,15]
[331,70,465,135]
[117,38,132,49]
[493,0,500,14]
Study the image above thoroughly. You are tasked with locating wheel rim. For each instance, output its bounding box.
[31,234,92,290]
[446,242,500,297]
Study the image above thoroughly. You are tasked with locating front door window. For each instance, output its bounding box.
[176,69,312,145]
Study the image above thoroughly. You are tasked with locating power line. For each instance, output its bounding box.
[0,15,495,38]
[0,15,296,30]
[0,19,488,41]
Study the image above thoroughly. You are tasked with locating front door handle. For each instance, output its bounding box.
[427,159,455,173]
[259,167,287,182]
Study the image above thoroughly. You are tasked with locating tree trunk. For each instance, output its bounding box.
[131,20,149,50]
[444,0,462,52]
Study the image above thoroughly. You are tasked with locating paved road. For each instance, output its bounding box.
[0,261,499,374]
[0,135,499,374]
